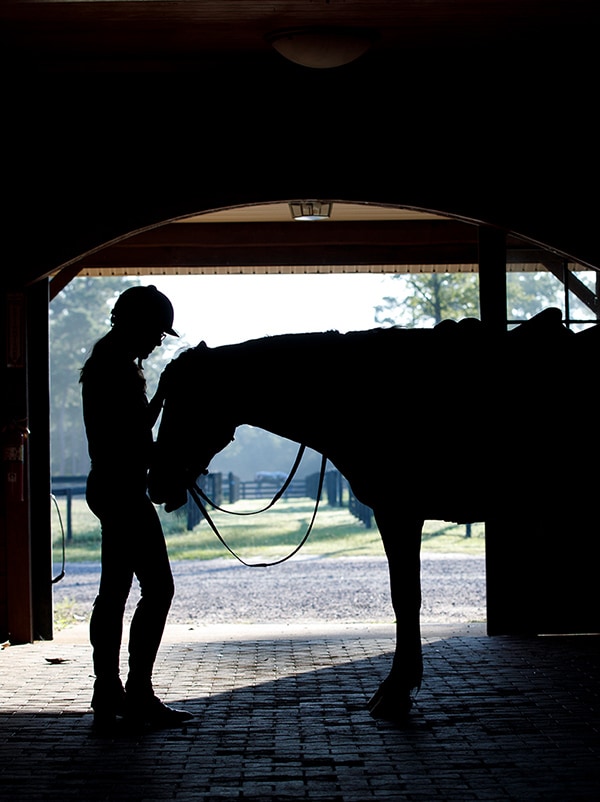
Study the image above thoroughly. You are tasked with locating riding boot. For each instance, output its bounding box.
[89,593,128,731]
[91,676,127,731]
[124,678,193,728]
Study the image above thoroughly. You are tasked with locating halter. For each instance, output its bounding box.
[188,445,328,567]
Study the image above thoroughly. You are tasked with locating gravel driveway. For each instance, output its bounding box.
[53,553,486,626]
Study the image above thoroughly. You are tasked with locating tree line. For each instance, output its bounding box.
[50,271,567,479]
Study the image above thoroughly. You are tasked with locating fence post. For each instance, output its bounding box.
[186,488,201,531]
[66,488,73,542]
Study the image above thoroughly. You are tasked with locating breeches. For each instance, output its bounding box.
[87,483,174,686]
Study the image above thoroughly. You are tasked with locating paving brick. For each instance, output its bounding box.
[0,623,599,800]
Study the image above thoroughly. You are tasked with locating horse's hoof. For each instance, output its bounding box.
[367,686,413,722]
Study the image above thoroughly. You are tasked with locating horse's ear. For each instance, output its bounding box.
[195,340,208,350]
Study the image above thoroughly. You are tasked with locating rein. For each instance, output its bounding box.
[191,443,307,516]
[188,450,328,567]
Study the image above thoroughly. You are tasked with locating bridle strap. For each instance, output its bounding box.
[191,443,307,516]
[187,451,328,567]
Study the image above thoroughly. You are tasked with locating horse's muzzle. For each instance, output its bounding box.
[147,468,188,512]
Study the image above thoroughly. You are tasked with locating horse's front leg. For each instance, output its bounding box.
[368,511,424,722]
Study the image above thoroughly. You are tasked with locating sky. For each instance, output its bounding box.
[140,273,403,350]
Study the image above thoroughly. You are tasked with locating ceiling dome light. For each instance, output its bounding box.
[289,201,333,221]
[266,27,377,69]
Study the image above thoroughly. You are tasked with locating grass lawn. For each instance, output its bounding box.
[51,496,485,565]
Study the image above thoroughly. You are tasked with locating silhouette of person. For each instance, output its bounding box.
[80,285,192,730]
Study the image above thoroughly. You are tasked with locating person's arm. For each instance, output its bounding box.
[147,387,165,429]
[147,360,175,428]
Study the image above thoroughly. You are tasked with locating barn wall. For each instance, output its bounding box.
[1,38,598,641]
[3,43,599,287]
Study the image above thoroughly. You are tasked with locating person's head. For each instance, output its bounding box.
[110,285,178,360]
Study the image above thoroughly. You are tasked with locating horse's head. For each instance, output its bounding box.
[148,342,236,512]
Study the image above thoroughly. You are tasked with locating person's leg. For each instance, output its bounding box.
[123,497,192,726]
[89,517,135,724]
[125,496,174,695]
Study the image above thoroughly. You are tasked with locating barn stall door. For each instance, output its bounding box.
[486,506,599,636]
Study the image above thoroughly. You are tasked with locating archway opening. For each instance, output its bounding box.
[48,200,598,636]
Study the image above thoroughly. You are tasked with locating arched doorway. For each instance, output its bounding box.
[39,200,600,643]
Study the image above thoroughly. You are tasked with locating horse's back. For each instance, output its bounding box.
[177,314,594,520]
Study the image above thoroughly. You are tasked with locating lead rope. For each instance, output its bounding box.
[50,493,66,584]
[191,443,307,517]
[187,451,328,567]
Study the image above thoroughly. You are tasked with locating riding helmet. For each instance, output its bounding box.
[111,285,178,336]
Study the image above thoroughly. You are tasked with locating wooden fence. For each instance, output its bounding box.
[186,470,374,531]
[51,476,87,541]
[50,469,375,538]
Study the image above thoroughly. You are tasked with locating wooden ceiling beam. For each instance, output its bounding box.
[75,220,480,269]
[68,221,571,273]
[118,220,479,248]
[75,243,480,270]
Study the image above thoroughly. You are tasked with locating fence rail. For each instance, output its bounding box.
[51,469,376,539]
[188,471,373,531]
[51,476,87,541]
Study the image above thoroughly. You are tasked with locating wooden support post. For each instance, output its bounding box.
[478,226,507,332]
[478,226,507,634]
[1,290,33,643]
[27,279,53,641]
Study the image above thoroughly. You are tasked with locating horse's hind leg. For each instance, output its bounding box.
[368,511,424,722]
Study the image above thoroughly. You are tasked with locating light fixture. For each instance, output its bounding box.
[266,27,377,69]
[289,201,333,221]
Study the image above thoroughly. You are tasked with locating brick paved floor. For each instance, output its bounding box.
[1,622,599,801]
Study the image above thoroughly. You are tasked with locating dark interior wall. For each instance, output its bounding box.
[3,37,598,286]
[1,26,598,641]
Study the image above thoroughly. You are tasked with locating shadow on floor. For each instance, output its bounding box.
[1,626,599,800]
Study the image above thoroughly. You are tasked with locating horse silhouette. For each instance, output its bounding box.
[148,309,594,721]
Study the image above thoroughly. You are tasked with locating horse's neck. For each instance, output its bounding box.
[215,333,339,447]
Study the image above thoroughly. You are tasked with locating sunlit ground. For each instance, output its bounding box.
[51,497,484,564]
